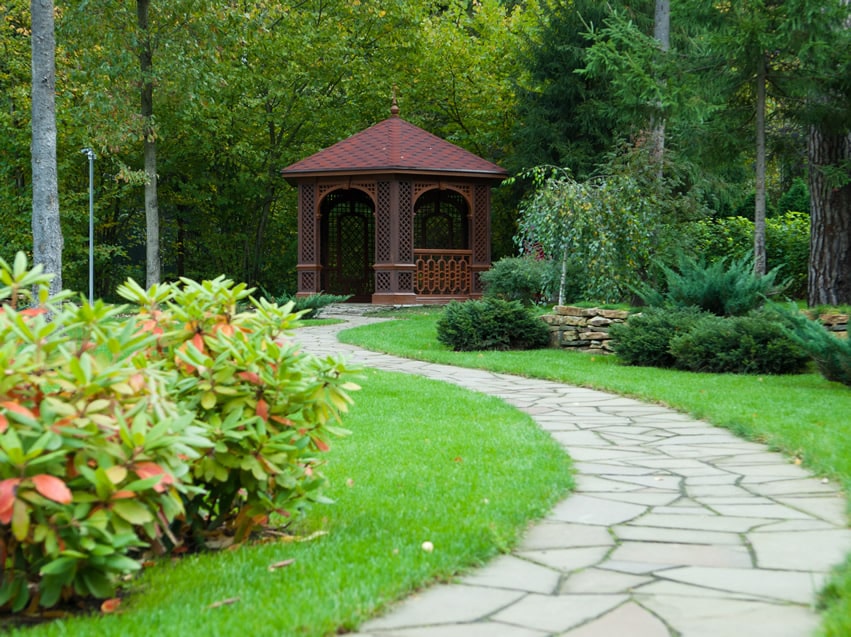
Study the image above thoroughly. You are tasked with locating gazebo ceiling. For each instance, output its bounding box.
[281,106,507,182]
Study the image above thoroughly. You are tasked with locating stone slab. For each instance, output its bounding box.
[561,601,671,637]
[491,594,627,634]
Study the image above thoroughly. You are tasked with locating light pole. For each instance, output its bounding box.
[81,148,96,303]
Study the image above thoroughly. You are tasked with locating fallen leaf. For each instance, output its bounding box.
[268,559,295,571]
[208,597,240,609]
[100,598,121,614]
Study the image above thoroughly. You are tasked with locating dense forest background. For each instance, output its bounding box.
[2,0,849,303]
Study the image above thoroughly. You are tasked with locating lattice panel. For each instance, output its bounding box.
[413,183,434,201]
[318,183,340,199]
[473,185,489,263]
[300,185,316,262]
[398,271,413,292]
[472,271,485,294]
[376,272,391,292]
[376,182,392,262]
[415,252,471,296]
[300,271,317,292]
[399,181,413,262]
[449,183,473,201]
[352,182,377,200]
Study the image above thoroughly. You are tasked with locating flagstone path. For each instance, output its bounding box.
[296,310,851,637]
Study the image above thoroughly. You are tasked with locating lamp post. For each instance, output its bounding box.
[81,148,95,303]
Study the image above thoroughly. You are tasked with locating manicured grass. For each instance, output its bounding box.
[339,307,851,637]
[7,370,572,636]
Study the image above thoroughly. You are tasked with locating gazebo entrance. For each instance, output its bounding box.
[320,189,375,301]
[282,101,507,304]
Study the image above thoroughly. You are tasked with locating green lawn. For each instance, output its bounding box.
[342,306,851,637]
[6,370,572,636]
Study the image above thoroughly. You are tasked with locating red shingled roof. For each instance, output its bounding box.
[281,113,507,180]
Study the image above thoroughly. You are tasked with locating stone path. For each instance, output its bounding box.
[297,311,851,637]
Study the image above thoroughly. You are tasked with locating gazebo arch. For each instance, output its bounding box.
[281,101,507,304]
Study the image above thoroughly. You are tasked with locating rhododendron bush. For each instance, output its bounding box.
[0,253,358,611]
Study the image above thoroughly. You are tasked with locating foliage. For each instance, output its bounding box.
[0,254,359,610]
[436,299,550,352]
[509,0,627,178]
[263,291,352,319]
[514,145,695,304]
[609,306,708,368]
[480,256,561,305]
[768,304,851,387]
[669,312,809,375]
[687,212,810,299]
[637,253,788,316]
[116,277,360,544]
[0,254,210,610]
[776,177,810,215]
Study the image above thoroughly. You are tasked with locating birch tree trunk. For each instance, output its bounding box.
[30,0,62,295]
[650,0,670,171]
[753,53,768,276]
[138,0,160,287]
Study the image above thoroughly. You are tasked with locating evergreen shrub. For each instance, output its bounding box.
[669,312,809,375]
[480,256,559,305]
[609,306,709,368]
[769,304,851,387]
[264,290,351,318]
[638,253,787,316]
[436,299,550,351]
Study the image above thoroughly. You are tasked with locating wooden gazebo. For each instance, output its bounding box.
[281,101,508,304]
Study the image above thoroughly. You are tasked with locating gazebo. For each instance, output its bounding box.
[281,101,508,304]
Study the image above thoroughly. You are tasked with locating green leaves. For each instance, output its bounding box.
[0,254,360,611]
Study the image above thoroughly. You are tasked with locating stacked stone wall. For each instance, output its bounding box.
[541,308,847,353]
[540,306,630,353]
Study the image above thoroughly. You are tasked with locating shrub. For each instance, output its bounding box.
[768,304,851,387]
[669,312,810,375]
[265,292,351,319]
[436,299,550,351]
[609,306,709,368]
[0,254,360,610]
[637,253,788,316]
[0,255,210,611]
[480,256,561,305]
[117,277,360,544]
[686,212,809,299]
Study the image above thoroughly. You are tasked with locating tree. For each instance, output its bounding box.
[510,0,640,178]
[804,1,851,305]
[137,0,159,287]
[650,0,670,169]
[30,0,62,295]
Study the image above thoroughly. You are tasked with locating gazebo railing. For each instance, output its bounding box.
[414,249,471,296]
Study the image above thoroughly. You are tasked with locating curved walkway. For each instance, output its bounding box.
[297,312,851,637]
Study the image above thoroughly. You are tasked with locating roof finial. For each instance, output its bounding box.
[390,85,400,117]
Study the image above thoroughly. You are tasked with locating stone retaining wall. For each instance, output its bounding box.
[541,307,848,353]
[817,313,848,336]
[540,306,630,352]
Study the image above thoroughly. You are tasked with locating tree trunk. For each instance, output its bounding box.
[30,0,63,296]
[650,0,670,171]
[807,126,851,305]
[753,53,768,276]
[138,0,160,287]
